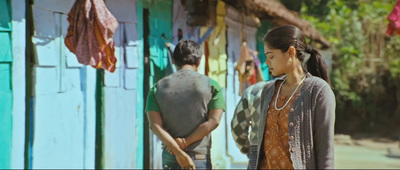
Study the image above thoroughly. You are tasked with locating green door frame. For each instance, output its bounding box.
[24,0,34,168]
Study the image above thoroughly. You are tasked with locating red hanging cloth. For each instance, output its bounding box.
[65,0,118,73]
[386,0,400,36]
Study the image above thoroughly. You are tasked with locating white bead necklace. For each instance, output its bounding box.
[274,76,306,111]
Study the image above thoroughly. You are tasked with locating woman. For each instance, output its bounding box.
[250,25,336,169]
[145,40,225,169]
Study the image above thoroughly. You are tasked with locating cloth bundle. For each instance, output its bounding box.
[65,0,118,72]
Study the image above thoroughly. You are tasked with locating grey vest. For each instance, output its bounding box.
[156,69,212,154]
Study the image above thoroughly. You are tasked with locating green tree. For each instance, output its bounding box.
[302,0,400,138]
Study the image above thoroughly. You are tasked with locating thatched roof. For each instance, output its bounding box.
[223,0,331,48]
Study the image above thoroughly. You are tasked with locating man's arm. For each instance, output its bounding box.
[147,111,195,169]
[182,108,223,146]
[145,84,194,169]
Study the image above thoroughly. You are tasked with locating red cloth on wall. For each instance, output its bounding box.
[65,0,118,73]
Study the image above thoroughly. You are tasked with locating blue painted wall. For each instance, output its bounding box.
[102,0,142,168]
[11,0,26,168]
[29,0,95,168]
[24,0,144,168]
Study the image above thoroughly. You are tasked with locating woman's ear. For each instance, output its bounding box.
[288,46,296,58]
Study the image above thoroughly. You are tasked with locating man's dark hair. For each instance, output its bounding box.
[173,40,202,67]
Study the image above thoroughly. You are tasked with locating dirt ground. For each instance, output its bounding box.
[229,134,400,169]
[335,134,400,169]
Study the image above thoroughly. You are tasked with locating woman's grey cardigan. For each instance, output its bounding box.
[248,73,336,169]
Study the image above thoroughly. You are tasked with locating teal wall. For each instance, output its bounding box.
[144,0,173,85]
[136,1,144,168]
[0,0,13,168]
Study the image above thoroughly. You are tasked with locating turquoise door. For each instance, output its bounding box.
[137,0,173,168]
[0,0,13,168]
[146,0,173,85]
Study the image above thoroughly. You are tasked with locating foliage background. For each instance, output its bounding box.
[301,0,400,139]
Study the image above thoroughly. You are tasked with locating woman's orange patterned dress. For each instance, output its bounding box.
[260,81,299,169]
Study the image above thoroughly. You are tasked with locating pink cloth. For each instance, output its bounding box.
[386,0,400,36]
[65,0,118,72]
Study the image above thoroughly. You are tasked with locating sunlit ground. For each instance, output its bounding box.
[335,135,400,169]
[229,135,400,169]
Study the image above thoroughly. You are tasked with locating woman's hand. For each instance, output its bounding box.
[175,152,195,169]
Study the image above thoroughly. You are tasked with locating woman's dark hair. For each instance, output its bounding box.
[173,40,202,67]
[263,25,331,85]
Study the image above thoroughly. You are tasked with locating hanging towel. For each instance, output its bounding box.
[236,42,256,96]
[386,0,400,36]
[65,0,118,73]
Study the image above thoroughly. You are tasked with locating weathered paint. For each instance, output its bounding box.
[11,0,26,168]
[147,0,173,85]
[29,0,95,168]
[101,1,142,168]
[0,0,13,168]
[82,66,97,169]
[27,0,144,168]
[0,65,12,169]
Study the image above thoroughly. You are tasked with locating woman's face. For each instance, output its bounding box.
[264,44,291,76]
